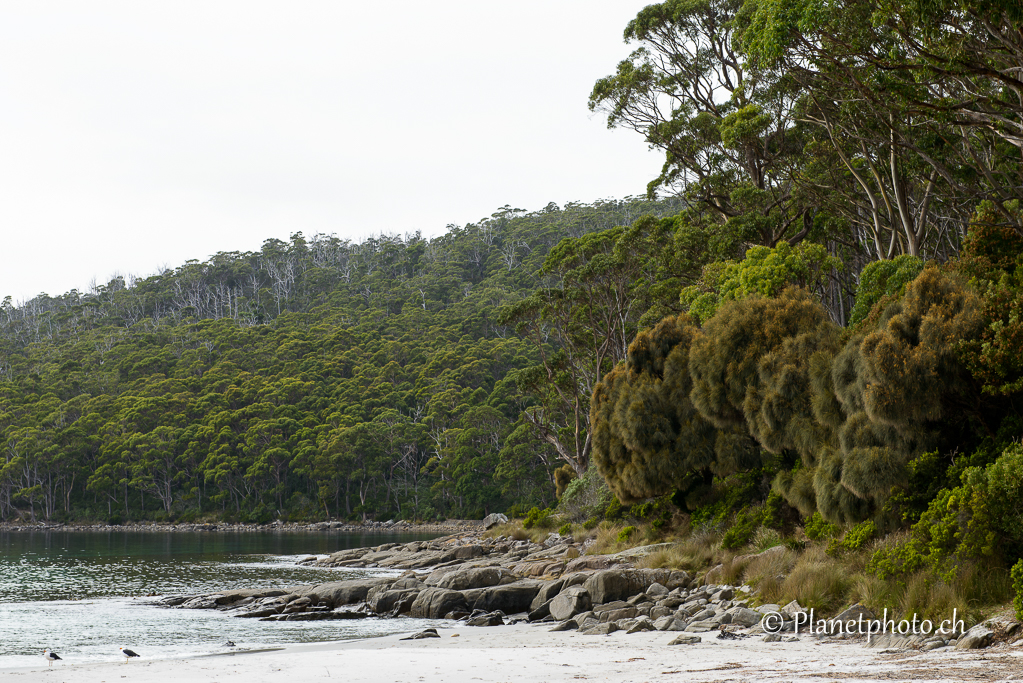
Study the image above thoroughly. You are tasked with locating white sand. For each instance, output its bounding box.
[3,624,1020,683]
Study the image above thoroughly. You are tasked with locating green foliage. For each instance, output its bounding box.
[558,522,573,535]
[0,199,685,524]
[617,525,636,543]
[523,506,556,530]
[721,506,765,549]
[955,202,1023,398]
[680,242,841,323]
[590,315,717,503]
[866,537,927,581]
[605,496,624,522]
[554,464,577,499]
[804,512,839,541]
[848,255,925,327]
[1012,559,1023,622]
[826,520,876,555]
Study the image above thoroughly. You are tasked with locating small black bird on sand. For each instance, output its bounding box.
[43,649,62,667]
[119,647,140,663]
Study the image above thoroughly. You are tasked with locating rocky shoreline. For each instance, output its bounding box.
[151,528,1020,652]
[0,519,480,534]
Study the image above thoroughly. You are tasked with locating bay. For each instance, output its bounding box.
[0,530,444,668]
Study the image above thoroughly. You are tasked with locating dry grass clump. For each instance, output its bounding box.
[754,545,849,613]
[636,545,690,570]
[751,527,784,552]
[586,522,631,555]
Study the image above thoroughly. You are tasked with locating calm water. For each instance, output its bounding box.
[0,530,444,668]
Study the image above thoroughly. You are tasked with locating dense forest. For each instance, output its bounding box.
[0,198,686,523]
[2,0,1022,603]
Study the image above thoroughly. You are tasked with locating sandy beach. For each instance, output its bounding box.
[4,623,1022,683]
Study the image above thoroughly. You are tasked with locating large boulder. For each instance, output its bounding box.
[409,588,469,619]
[462,581,542,614]
[366,587,419,614]
[582,569,688,604]
[482,513,509,529]
[296,578,395,607]
[428,566,514,591]
[549,585,591,621]
[956,625,993,650]
[530,579,566,611]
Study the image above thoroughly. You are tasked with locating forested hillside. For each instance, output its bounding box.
[0,198,684,523]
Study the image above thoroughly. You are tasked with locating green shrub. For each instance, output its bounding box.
[826,520,876,555]
[1012,559,1023,621]
[804,512,839,541]
[583,516,601,530]
[617,525,636,543]
[866,536,927,581]
[605,496,624,521]
[721,506,764,549]
[848,254,924,327]
[523,506,556,530]
[558,522,573,535]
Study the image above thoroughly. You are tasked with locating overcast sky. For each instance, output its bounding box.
[0,1,661,302]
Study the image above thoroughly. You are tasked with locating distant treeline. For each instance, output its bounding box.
[0,197,683,523]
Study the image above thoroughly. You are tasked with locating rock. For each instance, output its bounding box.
[482,513,508,530]
[626,616,656,633]
[580,622,618,636]
[726,606,762,627]
[549,620,577,632]
[685,621,720,632]
[646,582,669,598]
[530,580,566,611]
[763,633,782,643]
[466,610,505,627]
[780,600,805,618]
[549,585,592,621]
[956,625,993,650]
[366,588,418,614]
[713,588,734,601]
[826,603,876,635]
[599,607,639,623]
[298,578,396,607]
[756,604,781,615]
[429,567,514,591]
[401,628,440,640]
[563,555,619,573]
[463,580,542,614]
[653,615,677,631]
[528,598,552,622]
[668,634,701,645]
[582,568,683,604]
[409,588,469,619]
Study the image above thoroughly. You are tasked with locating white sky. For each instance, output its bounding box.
[0,1,661,302]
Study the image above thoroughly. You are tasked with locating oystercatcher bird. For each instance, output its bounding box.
[43,649,61,667]
[119,647,140,663]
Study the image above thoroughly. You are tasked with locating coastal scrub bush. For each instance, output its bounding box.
[1012,559,1023,621]
[826,520,876,555]
[617,525,636,543]
[523,507,555,530]
[848,255,924,327]
[721,506,764,549]
[803,512,839,541]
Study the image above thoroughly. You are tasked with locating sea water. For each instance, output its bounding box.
[0,529,443,668]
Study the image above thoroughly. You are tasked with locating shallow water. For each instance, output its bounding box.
[0,530,443,668]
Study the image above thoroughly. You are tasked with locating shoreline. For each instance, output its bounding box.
[4,622,1021,682]
[0,519,482,534]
